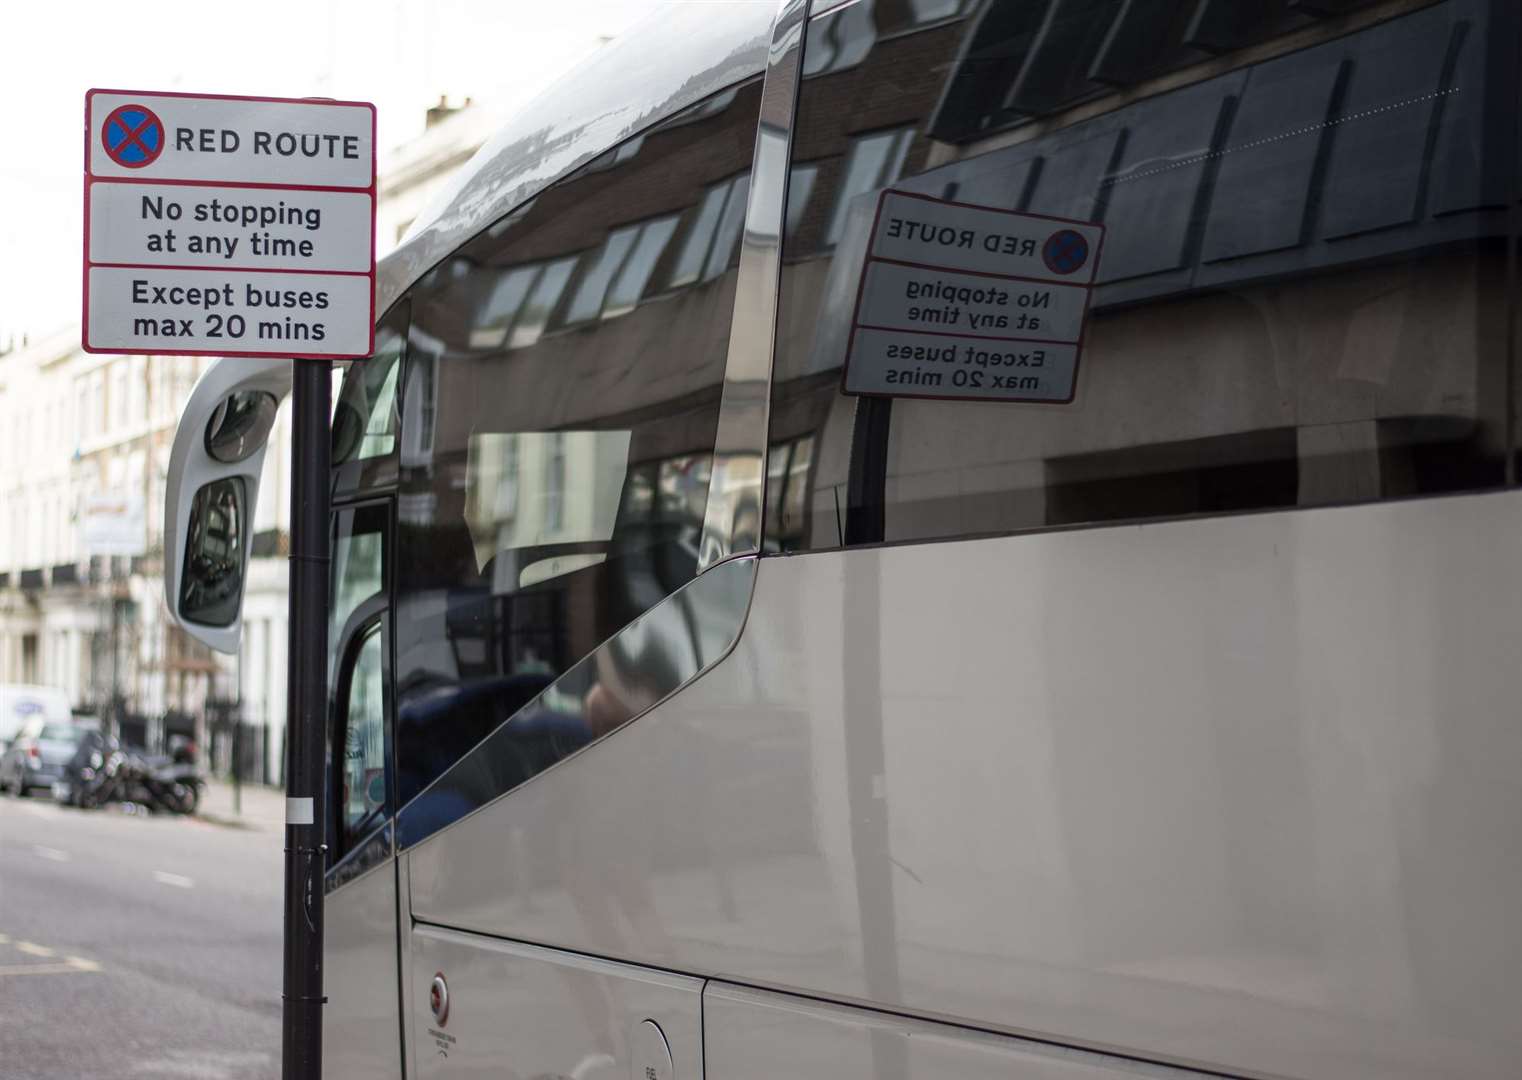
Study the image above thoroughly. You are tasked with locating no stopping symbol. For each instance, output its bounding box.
[102,103,164,168]
[1042,228,1089,276]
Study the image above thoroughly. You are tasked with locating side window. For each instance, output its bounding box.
[336,625,388,853]
[329,502,390,861]
[767,0,1517,551]
[331,503,387,658]
[393,79,764,805]
[332,303,409,497]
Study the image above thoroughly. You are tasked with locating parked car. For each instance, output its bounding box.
[0,718,89,797]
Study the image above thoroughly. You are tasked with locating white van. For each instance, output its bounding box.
[0,685,72,746]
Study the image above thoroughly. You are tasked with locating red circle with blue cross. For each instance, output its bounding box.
[1042,228,1089,276]
[102,103,165,169]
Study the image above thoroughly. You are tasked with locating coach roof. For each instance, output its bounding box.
[375,0,775,316]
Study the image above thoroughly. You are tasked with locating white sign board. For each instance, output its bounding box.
[83,89,376,360]
[842,190,1103,404]
[81,493,146,556]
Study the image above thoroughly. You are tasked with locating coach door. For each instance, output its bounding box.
[324,310,406,1079]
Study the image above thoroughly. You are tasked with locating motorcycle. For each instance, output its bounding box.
[132,750,204,815]
[56,732,204,815]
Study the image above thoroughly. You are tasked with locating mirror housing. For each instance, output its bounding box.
[164,358,292,653]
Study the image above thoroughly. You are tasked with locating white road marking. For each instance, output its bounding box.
[0,961,102,977]
[16,942,55,957]
[66,955,102,972]
[0,933,10,945]
[32,845,69,862]
[152,870,194,889]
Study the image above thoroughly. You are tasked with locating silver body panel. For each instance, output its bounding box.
[324,859,402,1080]
[705,983,1224,1080]
[409,487,1522,1080]
[408,926,703,1080]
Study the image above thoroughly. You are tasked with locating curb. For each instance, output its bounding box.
[194,811,264,830]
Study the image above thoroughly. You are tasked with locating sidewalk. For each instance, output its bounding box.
[197,776,286,831]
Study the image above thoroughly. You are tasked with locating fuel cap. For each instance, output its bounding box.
[429,972,450,1027]
[630,1018,673,1080]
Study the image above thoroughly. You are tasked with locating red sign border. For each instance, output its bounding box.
[838,188,1107,406]
[81,88,377,361]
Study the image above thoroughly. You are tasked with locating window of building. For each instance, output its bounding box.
[111,364,128,433]
[508,256,578,348]
[667,173,750,288]
[393,78,763,807]
[90,372,105,440]
[766,0,1517,555]
[802,0,877,78]
[823,127,914,247]
[784,164,819,240]
[603,215,679,317]
[128,364,145,429]
[564,224,641,324]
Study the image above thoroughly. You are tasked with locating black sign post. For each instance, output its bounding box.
[282,359,331,1079]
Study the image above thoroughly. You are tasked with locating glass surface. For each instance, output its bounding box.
[204,391,278,464]
[564,224,640,324]
[331,503,386,640]
[179,477,245,627]
[508,256,578,348]
[394,79,763,806]
[704,175,751,280]
[823,128,912,246]
[469,266,540,349]
[669,182,731,288]
[605,215,680,317]
[38,724,83,744]
[766,0,1517,554]
[339,628,387,849]
[332,316,407,465]
[784,165,818,240]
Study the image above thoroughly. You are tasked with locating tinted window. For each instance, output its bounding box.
[330,502,387,671]
[767,0,1516,552]
[336,626,387,852]
[393,80,762,805]
[332,304,409,497]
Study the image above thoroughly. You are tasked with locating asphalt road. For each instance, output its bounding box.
[0,793,283,1079]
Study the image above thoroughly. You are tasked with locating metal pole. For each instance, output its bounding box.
[232,715,242,817]
[282,359,330,1080]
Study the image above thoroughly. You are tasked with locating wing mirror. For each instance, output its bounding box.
[164,359,292,653]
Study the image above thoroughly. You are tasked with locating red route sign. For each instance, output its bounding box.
[83,89,377,360]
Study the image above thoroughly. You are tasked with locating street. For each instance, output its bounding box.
[0,794,282,1079]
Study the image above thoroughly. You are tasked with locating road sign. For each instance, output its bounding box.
[83,89,376,360]
[842,190,1104,404]
[102,104,165,168]
[81,493,147,556]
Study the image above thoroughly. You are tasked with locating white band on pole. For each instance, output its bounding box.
[286,797,315,825]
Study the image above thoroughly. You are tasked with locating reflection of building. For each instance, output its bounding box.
[769,0,1513,549]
